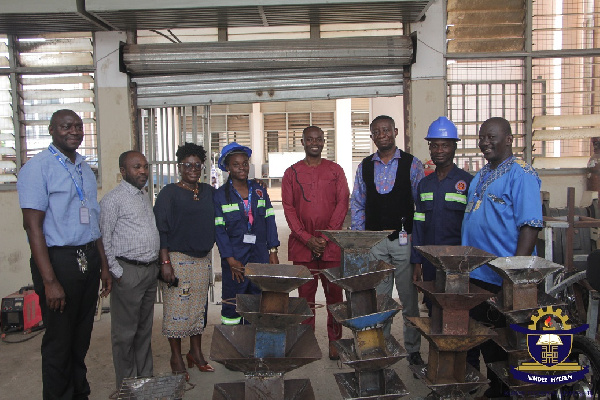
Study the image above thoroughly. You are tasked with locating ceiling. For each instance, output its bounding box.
[0,0,433,35]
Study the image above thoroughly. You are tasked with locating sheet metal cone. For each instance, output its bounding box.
[334,369,408,399]
[213,379,315,400]
[405,317,496,352]
[321,260,394,292]
[335,335,407,371]
[210,324,321,374]
[328,295,402,331]
[414,281,494,311]
[487,256,564,285]
[235,294,313,330]
[414,246,497,273]
[319,230,391,250]
[245,263,312,293]
[410,363,488,397]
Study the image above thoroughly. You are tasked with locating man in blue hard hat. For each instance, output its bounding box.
[411,117,473,314]
[213,142,280,325]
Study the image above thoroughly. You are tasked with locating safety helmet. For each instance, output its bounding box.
[218,142,252,171]
[425,116,460,141]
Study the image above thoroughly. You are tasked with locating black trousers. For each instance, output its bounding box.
[31,243,101,400]
[467,278,507,395]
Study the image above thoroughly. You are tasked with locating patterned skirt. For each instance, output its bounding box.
[161,252,210,338]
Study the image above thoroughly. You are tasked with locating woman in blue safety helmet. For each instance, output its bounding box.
[213,142,280,325]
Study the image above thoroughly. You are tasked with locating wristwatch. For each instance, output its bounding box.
[269,247,279,254]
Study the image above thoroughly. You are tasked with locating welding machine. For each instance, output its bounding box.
[1,285,43,332]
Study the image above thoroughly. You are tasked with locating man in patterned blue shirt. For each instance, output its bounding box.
[350,115,425,367]
[462,117,543,398]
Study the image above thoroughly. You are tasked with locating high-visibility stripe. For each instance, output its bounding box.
[414,212,425,222]
[445,193,467,204]
[420,192,433,201]
[257,199,266,207]
[221,315,241,325]
[215,217,225,226]
[222,203,239,213]
[265,208,275,217]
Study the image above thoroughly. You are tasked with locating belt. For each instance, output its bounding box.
[52,240,97,251]
[116,256,158,267]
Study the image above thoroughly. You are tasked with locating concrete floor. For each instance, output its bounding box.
[0,201,441,399]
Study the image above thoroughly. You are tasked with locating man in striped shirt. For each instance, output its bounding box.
[100,151,160,389]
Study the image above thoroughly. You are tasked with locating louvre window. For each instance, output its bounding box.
[1,33,97,185]
[262,100,335,162]
[351,98,371,162]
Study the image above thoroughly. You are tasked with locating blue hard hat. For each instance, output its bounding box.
[425,117,460,141]
[218,142,252,171]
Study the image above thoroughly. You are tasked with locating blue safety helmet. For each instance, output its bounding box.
[218,142,252,171]
[425,116,460,141]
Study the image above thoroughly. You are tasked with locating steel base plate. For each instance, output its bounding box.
[410,363,488,397]
[334,369,409,399]
[487,360,565,395]
[213,378,315,400]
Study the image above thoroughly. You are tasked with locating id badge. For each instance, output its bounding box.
[398,230,408,246]
[465,202,474,213]
[243,234,257,244]
[79,207,90,224]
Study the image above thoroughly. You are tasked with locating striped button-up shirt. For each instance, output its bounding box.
[100,180,160,278]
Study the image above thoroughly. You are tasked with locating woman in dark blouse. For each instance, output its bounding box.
[154,142,215,380]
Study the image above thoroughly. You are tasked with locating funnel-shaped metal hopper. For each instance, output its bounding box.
[335,336,407,371]
[321,260,394,292]
[487,256,563,285]
[236,294,313,330]
[415,282,494,311]
[334,369,408,399]
[210,325,321,374]
[245,263,312,293]
[329,295,402,331]
[410,364,488,398]
[320,230,391,250]
[320,230,392,276]
[405,317,496,352]
[213,378,315,400]
[414,246,497,273]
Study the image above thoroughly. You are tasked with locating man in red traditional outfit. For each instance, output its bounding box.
[282,125,350,360]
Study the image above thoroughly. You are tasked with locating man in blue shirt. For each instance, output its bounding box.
[17,109,112,399]
[462,117,543,398]
[350,115,425,366]
[411,117,473,314]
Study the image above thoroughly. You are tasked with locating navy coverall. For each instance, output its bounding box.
[214,180,280,324]
[411,165,473,310]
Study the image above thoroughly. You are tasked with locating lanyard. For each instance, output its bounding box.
[230,180,252,233]
[48,145,86,205]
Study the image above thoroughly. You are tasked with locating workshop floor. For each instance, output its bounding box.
[0,202,448,399]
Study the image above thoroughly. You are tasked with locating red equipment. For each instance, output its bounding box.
[1,286,42,332]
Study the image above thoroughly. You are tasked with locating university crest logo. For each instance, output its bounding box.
[511,306,589,384]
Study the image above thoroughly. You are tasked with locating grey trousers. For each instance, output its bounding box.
[370,237,422,354]
[110,260,159,389]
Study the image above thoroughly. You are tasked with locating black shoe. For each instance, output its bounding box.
[408,352,425,366]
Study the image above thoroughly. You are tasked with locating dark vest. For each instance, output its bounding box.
[362,150,414,237]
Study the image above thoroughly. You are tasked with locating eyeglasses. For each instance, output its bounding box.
[178,162,203,171]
